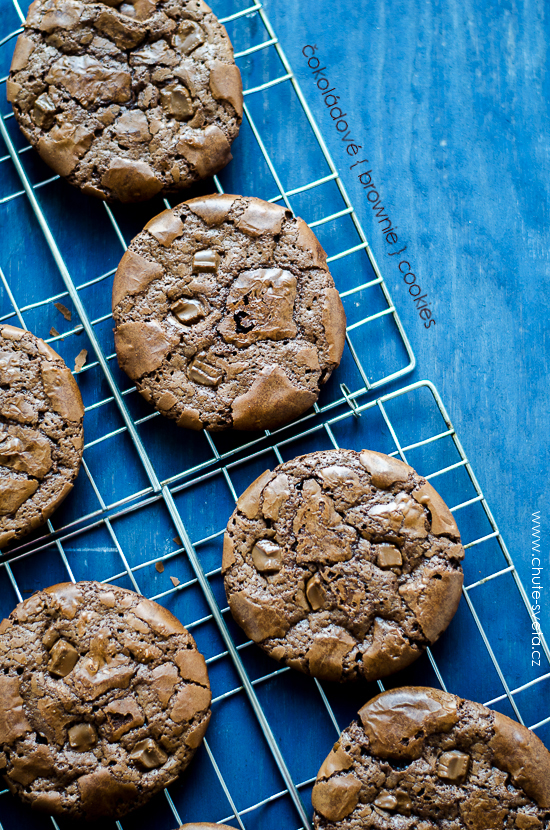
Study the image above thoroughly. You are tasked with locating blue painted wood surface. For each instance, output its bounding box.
[0,0,549,829]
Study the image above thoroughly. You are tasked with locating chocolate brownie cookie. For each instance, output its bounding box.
[7,0,242,201]
[0,324,84,550]
[312,686,550,829]
[0,581,212,819]
[223,449,464,682]
[112,195,347,431]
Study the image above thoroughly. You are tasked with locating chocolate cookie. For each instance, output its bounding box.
[312,686,550,829]
[0,581,212,819]
[112,195,347,431]
[8,0,242,202]
[223,449,465,682]
[0,324,84,550]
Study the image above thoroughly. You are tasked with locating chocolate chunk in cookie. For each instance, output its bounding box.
[112,195,347,431]
[312,686,550,828]
[0,324,84,549]
[9,0,242,201]
[0,581,211,819]
[223,449,464,682]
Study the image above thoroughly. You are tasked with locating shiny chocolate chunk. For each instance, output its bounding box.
[251,539,282,573]
[101,158,162,203]
[188,194,235,226]
[33,92,56,129]
[48,639,79,677]
[0,424,52,478]
[129,738,167,769]
[376,544,402,569]
[316,743,353,779]
[237,470,273,519]
[359,449,413,489]
[173,20,205,53]
[231,366,317,432]
[305,574,326,610]
[227,591,290,642]
[42,628,60,649]
[68,723,97,751]
[103,696,144,739]
[0,676,31,743]
[177,124,232,179]
[436,749,470,782]
[307,630,355,681]
[312,774,361,821]
[160,83,194,120]
[359,687,458,760]
[188,353,223,386]
[374,793,397,810]
[193,248,220,272]
[171,298,205,325]
[412,481,460,538]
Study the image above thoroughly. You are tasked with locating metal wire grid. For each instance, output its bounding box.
[0,2,548,830]
[0,0,416,397]
[0,0,417,562]
[0,375,549,830]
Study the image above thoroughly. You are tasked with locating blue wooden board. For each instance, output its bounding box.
[0,1,549,829]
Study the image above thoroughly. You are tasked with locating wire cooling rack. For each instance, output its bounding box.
[0,2,549,830]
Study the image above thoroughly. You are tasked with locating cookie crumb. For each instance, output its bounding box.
[173,536,183,547]
[155,561,165,573]
[50,326,60,337]
[54,302,72,321]
[170,576,180,587]
[74,349,87,373]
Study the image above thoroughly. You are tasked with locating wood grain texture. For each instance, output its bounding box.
[266,0,550,640]
[0,0,548,828]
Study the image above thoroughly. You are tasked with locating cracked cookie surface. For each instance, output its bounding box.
[112,194,347,431]
[0,325,84,550]
[0,581,211,819]
[223,449,464,682]
[8,0,242,201]
[312,686,550,829]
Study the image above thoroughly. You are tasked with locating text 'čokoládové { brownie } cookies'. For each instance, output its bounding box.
[223,449,464,682]
[0,581,212,820]
[0,324,84,550]
[312,686,550,830]
[7,0,243,202]
[112,195,347,431]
